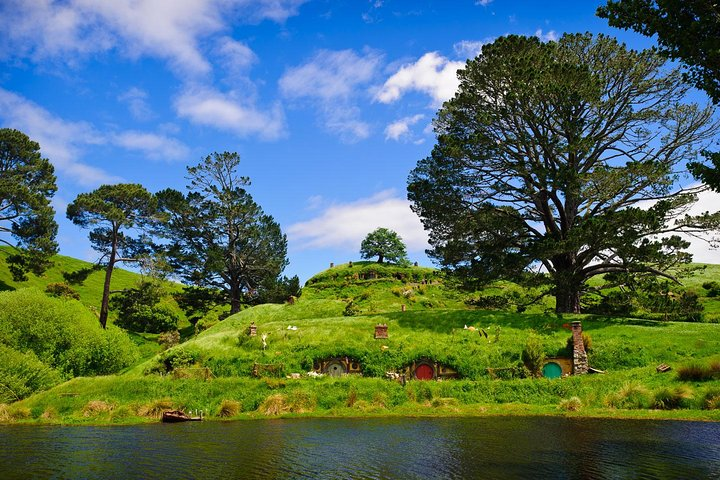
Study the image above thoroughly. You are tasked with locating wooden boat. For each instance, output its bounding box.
[161,410,202,423]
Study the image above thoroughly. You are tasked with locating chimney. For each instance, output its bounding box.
[374,324,388,339]
[571,321,588,374]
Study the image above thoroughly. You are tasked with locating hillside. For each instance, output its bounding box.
[0,249,186,326]
[3,260,720,423]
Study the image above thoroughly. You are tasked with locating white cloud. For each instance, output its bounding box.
[0,0,307,76]
[675,188,720,264]
[280,49,382,100]
[375,52,464,106]
[476,0,493,6]
[0,87,118,186]
[453,39,493,59]
[287,190,429,252]
[535,29,558,42]
[118,87,154,121]
[280,48,382,141]
[0,88,191,185]
[215,37,257,74]
[175,87,285,140]
[385,114,425,141]
[111,131,190,161]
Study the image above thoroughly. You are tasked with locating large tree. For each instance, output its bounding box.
[408,33,720,314]
[0,128,58,280]
[66,184,158,328]
[598,0,720,103]
[597,1,720,190]
[158,152,288,315]
[360,227,408,264]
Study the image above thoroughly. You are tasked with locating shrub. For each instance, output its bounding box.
[217,399,241,417]
[565,333,592,353]
[0,289,138,378]
[82,400,114,417]
[558,396,582,412]
[653,386,693,410]
[0,344,62,402]
[158,330,180,350]
[703,281,720,297]
[111,282,179,333]
[137,398,174,418]
[676,361,720,381]
[605,383,651,409]
[702,388,720,410]
[343,301,360,316]
[44,282,80,300]
[521,335,546,377]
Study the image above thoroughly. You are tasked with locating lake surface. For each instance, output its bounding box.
[1,417,719,479]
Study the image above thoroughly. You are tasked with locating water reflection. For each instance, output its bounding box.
[1,417,719,479]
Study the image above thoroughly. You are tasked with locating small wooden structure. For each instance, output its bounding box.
[656,363,672,373]
[248,322,257,337]
[374,324,388,339]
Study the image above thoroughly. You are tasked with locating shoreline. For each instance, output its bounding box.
[4,403,720,427]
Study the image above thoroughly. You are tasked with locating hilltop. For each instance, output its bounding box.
[2,259,720,423]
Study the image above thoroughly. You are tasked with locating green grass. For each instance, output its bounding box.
[6,258,720,424]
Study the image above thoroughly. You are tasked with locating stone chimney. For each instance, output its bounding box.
[571,321,588,374]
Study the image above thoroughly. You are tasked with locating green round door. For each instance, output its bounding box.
[542,362,563,379]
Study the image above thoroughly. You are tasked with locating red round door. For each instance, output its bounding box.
[415,363,434,380]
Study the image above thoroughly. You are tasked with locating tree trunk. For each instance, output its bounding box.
[229,283,241,315]
[377,254,384,264]
[99,230,118,329]
[555,286,581,314]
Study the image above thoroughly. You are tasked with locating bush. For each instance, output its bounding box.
[676,362,719,381]
[158,330,180,350]
[702,388,720,410]
[0,289,138,377]
[111,282,179,333]
[703,281,720,297]
[605,383,651,409]
[44,282,80,300]
[0,344,62,402]
[653,386,693,410]
[217,399,241,417]
[521,335,546,377]
[343,301,360,316]
[558,396,582,412]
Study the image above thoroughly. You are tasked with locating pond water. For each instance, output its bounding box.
[1,417,719,479]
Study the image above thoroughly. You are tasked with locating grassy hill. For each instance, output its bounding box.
[3,260,720,423]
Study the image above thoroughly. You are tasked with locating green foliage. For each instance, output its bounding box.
[111,281,179,333]
[676,361,720,382]
[598,0,720,103]
[157,152,288,315]
[408,32,720,315]
[0,128,58,281]
[44,282,80,300]
[252,275,301,305]
[703,281,720,297]
[66,183,158,328]
[521,335,546,377]
[605,383,652,409]
[360,227,409,264]
[653,385,694,410]
[0,344,62,402]
[0,288,138,377]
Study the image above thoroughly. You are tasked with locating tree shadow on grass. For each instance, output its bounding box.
[386,308,672,335]
[0,279,15,292]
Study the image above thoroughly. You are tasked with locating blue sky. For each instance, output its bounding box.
[1,0,718,283]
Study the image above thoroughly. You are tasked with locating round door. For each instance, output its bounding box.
[414,363,434,380]
[542,362,563,379]
[325,361,347,377]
